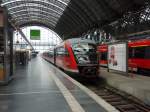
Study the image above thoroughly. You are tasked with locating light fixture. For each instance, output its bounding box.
[16,32,19,44]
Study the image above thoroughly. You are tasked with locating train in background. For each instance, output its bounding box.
[98,39,150,73]
[43,38,99,77]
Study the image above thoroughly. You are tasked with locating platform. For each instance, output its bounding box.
[0,56,118,112]
[100,68,150,106]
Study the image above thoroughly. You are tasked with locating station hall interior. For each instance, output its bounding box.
[0,0,150,112]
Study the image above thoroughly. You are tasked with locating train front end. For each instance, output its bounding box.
[71,40,99,77]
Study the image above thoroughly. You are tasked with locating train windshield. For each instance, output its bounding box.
[72,43,98,64]
[72,43,95,54]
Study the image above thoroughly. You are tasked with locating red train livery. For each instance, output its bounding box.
[97,44,108,67]
[98,39,150,72]
[43,38,99,77]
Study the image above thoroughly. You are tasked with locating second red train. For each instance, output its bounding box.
[98,39,150,73]
[43,38,99,77]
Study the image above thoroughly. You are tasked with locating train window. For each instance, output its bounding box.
[0,54,4,63]
[56,47,69,56]
[55,48,58,56]
[72,43,96,55]
[72,43,97,64]
[101,52,107,60]
[145,46,150,59]
[134,47,145,58]
[48,51,54,57]
[56,48,62,56]
[129,48,134,58]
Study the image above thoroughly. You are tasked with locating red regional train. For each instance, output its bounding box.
[43,38,99,77]
[98,39,150,73]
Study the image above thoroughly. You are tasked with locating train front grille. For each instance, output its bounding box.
[78,65,99,76]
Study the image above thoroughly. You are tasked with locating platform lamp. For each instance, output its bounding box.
[15,32,20,50]
[16,32,19,44]
[19,35,24,49]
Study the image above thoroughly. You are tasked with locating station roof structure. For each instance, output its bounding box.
[1,0,149,38]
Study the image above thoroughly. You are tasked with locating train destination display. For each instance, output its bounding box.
[30,29,41,40]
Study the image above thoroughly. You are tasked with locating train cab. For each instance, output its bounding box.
[54,38,99,77]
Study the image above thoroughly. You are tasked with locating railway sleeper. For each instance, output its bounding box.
[110,101,129,106]
[104,97,123,102]
[116,105,141,112]
[100,95,119,99]
[105,86,150,110]
[134,104,150,112]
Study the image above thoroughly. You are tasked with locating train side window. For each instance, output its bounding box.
[60,47,69,56]
[129,48,133,58]
[55,48,58,56]
[56,47,69,56]
[48,51,54,57]
[145,46,150,59]
[64,49,69,56]
[0,54,4,64]
[101,52,107,60]
[56,48,61,56]
[56,47,62,56]
[133,47,145,58]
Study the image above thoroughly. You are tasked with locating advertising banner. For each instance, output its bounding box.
[108,42,127,73]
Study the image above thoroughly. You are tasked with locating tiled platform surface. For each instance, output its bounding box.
[0,56,119,112]
[100,68,150,105]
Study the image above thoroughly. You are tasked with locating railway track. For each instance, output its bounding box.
[67,71,150,112]
[89,85,150,112]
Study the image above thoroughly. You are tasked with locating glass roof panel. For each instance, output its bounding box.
[1,0,71,28]
[9,10,60,18]
[14,16,57,24]
[2,0,68,8]
[12,14,59,23]
[6,1,65,12]
[8,5,63,15]
[16,19,56,27]
[12,13,59,21]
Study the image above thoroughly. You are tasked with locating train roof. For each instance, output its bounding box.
[67,38,96,44]
[55,38,96,48]
[98,39,150,47]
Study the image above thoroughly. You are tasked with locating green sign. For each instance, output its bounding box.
[30,29,41,40]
